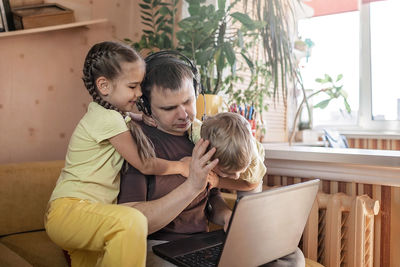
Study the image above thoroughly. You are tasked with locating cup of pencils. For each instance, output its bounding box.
[229,104,256,137]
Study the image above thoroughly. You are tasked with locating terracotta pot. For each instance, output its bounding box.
[195,94,223,120]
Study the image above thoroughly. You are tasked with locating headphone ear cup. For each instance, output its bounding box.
[136,96,152,116]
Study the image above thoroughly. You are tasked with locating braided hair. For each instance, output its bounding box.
[82,41,155,161]
[82,41,142,115]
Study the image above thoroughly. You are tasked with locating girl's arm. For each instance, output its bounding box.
[110,130,189,176]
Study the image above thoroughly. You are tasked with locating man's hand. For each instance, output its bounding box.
[187,139,219,192]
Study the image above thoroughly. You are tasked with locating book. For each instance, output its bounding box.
[2,0,14,31]
[0,0,7,31]
[0,11,5,32]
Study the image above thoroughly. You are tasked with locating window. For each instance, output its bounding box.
[369,0,400,121]
[298,0,400,131]
[297,11,359,127]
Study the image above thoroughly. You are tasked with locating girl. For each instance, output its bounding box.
[44,41,191,267]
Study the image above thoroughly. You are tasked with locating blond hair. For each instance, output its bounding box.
[200,112,254,172]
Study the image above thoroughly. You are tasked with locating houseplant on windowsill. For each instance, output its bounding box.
[288,73,352,145]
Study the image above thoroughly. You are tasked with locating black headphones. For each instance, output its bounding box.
[136,50,205,117]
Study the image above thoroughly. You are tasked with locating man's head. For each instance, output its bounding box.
[201,112,255,179]
[140,55,197,136]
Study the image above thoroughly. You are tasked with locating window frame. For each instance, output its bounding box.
[358,2,400,131]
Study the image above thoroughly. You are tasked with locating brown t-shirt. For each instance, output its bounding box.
[118,122,215,241]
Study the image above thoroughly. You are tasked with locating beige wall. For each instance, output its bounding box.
[0,0,288,164]
[0,0,144,163]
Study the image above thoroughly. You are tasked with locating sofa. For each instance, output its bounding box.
[0,160,68,267]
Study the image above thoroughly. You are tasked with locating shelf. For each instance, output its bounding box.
[0,18,108,38]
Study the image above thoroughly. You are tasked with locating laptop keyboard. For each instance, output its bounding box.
[175,243,223,267]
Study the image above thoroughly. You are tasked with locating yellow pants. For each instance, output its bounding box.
[45,198,147,267]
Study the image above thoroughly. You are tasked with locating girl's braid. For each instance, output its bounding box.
[82,44,124,115]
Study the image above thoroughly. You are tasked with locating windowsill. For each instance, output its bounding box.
[298,126,400,140]
[263,143,400,186]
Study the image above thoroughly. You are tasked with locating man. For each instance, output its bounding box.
[118,53,304,266]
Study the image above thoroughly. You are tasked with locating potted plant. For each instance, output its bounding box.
[289,73,352,144]
[128,0,300,122]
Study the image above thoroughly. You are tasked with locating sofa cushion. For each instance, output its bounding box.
[0,160,64,236]
[0,242,32,267]
[0,230,68,267]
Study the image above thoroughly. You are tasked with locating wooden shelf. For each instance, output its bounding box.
[0,18,108,38]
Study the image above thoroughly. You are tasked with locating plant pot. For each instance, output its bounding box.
[196,94,223,120]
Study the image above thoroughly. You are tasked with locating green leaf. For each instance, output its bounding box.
[343,98,351,113]
[218,0,226,10]
[142,22,153,29]
[141,15,152,22]
[215,48,225,72]
[240,52,254,72]
[139,4,151,10]
[155,15,165,25]
[140,10,152,17]
[231,12,256,30]
[325,74,333,83]
[223,42,236,66]
[159,6,170,16]
[314,99,331,109]
[142,0,151,3]
[336,74,343,82]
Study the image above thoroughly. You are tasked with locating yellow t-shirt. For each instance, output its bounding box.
[50,102,130,204]
[188,119,266,184]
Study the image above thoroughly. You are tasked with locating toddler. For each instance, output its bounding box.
[196,112,266,192]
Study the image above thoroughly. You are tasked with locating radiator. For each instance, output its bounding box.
[302,192,380,267]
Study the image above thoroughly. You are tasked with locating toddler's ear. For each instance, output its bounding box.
[96,76,110,96]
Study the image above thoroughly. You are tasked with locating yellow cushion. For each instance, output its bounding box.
[0,160,64,236]
[0,231,67,267]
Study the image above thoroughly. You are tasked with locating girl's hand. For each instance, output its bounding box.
[207,171,219,189]
[128,112,143,122]
[142,114,157,127]
[128,112,157,127]
[187,139,219,192]
[179,156,191,178]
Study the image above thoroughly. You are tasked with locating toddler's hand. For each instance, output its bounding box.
[207,171,219,189]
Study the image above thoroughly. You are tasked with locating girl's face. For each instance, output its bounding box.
[101,61,145,112]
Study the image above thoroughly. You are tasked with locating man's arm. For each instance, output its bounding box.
[120,139,219,234]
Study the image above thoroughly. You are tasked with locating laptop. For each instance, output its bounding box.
[153,179,320,267]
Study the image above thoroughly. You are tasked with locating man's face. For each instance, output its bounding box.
[150,78,196,136]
